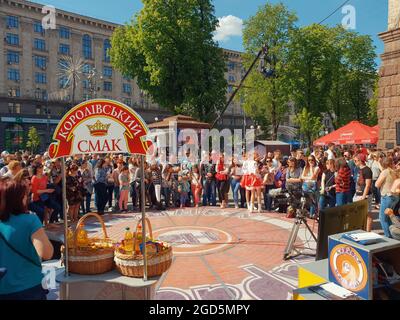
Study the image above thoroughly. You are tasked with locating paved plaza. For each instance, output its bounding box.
[45,207,324,300]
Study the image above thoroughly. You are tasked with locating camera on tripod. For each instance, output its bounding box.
[284,186,315,219]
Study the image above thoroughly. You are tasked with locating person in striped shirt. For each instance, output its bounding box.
[335,158,352,206]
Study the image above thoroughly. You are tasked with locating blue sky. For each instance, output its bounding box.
[32,0,388,63]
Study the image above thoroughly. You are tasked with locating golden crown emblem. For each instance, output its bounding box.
[86,120,111,137]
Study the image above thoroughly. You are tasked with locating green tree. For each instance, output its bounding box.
[294,108,323,147]
[286,24,338,116]
[367,79,379,126]
[109,0,227,122]
[26,126,41,154]
[286,24,377,128]
[239,3,297,140]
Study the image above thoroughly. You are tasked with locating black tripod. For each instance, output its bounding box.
[283,191,318,260]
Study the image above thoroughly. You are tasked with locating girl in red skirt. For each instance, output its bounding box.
[241,153,263,213]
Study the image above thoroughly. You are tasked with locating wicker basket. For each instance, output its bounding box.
[68,213,115,275]
[114,218,173,278]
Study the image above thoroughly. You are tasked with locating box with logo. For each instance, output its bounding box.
[328,230,400,300]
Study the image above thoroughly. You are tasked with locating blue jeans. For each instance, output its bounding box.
[319,194,336,211]
[113,186,120,208]
[336,192,352,206]
[231,178,241,206]
[380,195,400,237]
[81,192,92,213]
[162,186,171,207]
[202,179,216,206]
[0,284,47,300]
[263,185,276,211]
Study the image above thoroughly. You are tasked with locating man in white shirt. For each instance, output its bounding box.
[326,143,336,160]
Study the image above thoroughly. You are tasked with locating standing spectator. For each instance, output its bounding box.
[104,157,114,212]
[326,143,336,160]
[215,153,230,209]
[272,150,282,170]
[112,160,123,211]
[191,165,202,207]
[80,160,93,214]
[2,161,21,179]
[375,157,399,237]
[263,158,277,211]
[230,157,243,209]
[301,155,320,218]
[201,153,216,206]
[93,159,108,215]
[319,159,336,210]
[296,150,306,169]
[129,157,139,209]
[370,152,382,208]
[30,163,57,224]
[178,175,190,208]
[161,163,172,208]
[150,161,162,209]
[0,180,53,300]
[343,150,356,200]
[66,164,83,222]
[285,157,302,192]
[118,166,130,212]
[335,158,352,206]
[354,154,373,232]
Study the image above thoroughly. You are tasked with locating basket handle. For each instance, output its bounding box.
[133,217,153,255]
[73,213,108,248]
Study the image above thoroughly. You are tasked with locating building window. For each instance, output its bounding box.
[59,26,70,39]
[103,81,112,92]
[59,43,70,55]
[104,39,111,62]
[82,63,93,74]
[8,88,20,97]
[34,38,46,51]
[33,20,44,34]
[8,103,21,114]
[103,66,113,78]
[123,83,132,94]
[34,56,47,69]
[228,74,236,83]
[35,72,47,84]
[7,16,19,28]
[228,62,235,71]
[36,105,41,115]
[124,98,132,107]
[6,33,19,46]
[82,34,92,59]
[7,68,20,81]
[7,51,19,64]
[34,89,47,100]
[5,124,24,152]
[123,75,131,81]
[227,85,233,93]
[59,76,69,89]
[82,79,90,89]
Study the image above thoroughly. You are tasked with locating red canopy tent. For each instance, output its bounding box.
[313,121,378,146]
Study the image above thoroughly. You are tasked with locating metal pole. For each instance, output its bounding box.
[61,157,69,276]
[140,155,148,281]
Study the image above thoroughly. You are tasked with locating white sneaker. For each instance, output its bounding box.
[108,207,113,212]
[235,205,239,209]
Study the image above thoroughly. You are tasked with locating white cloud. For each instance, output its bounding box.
[214,15,243,42]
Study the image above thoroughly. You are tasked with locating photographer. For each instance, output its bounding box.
[319,159,336,210]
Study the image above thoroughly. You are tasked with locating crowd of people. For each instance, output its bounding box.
[0,143,400,239]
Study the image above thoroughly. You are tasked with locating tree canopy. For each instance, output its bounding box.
[110,0,227,123]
